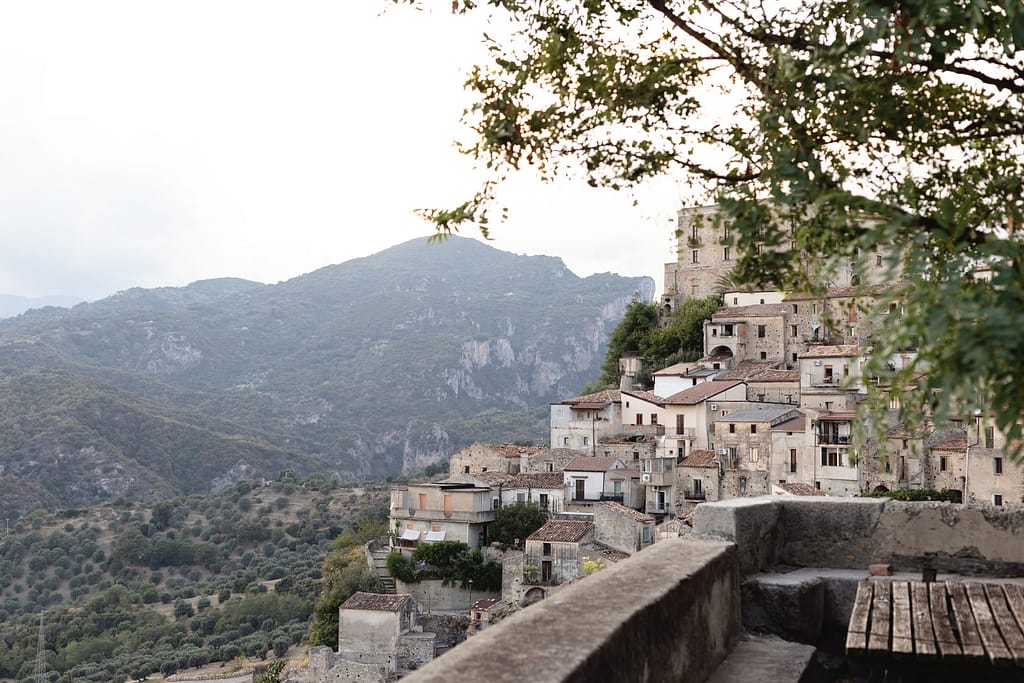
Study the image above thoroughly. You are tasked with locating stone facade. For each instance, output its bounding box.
[592,501,656,553]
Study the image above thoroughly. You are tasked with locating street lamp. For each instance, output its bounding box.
[467,579,474,611]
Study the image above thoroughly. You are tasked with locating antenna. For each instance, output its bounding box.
[35,611,45,683]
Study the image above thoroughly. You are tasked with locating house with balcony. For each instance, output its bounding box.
[704,303,789,367]
[651,361,717,396]
[658,380,748,458]
[549,389,623,452]
[496,472,567,513]
[677,449,720,507]
[769,413,810,490]
[563,455,642,510]
[389,482,497,552]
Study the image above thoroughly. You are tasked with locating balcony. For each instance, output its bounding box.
[395,508,497,524]
[684,491,707,501]
[641,471,673,487]
[816,434,851,446]
[664,427,696,440]
[619,424,665,437]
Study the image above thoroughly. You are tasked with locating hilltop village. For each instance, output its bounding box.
[306,206,1020,682]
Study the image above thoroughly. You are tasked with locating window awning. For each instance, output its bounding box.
[424,530,446,542]
[400,529,421,541]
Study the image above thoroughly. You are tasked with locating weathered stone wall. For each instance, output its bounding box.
[592,503,652,554]
[418,613,470,650]
[402,537,741,683]
[395,578,500,612]
[448,444,512,477]
[397,633,436,673]
[306,646,386,683]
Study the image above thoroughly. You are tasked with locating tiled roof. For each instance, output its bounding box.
[931,436,968,452]
[621,389,664,404]
[662,380,743,405]
[886,421,933,439]
[483,443,548,459]
[652,362,696,376]
[598,500,655,522]
[505,472,565,489]
[713,407,797,424]
[748,369,800,382]
[607,468,640,479]
[783,283,901,301]
[340,592,412,611]
[714,361,778,381]
[776,482,826,497]
[472,598,501,611]
[571,402,611,410]
[472,471,515,486]
[527,519,594,543]
[773,416,806,432]
[712,303,787,318]
[565,455,623,472]
[799,345,860,358]
[562,390,621,405]
[680,449,717,467]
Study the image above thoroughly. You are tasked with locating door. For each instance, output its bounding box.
[657,490,666,511]
[575,479,585,501]
[693,479,702,497]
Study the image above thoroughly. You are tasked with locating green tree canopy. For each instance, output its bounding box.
[597,300,659,388]
[393,0,1024,453]
[488,502,549,547]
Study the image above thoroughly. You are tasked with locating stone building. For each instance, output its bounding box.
[677,449,720,507]
[390,482,497,551]
[549,389,623,452]
[592,501,656,553]
[769,413,810,490]
[704,303,789,366]
[522,519,595,588]
[712,407,803,499]
[337,592,435,678]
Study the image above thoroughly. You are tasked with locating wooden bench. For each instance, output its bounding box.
[846,580,1024,666]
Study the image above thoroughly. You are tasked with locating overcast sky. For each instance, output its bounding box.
[0,2,683,301]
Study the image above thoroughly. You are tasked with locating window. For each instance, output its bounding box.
[692,224,698,241]
[789,449,797,473]
[650,413,658,425]
[563,436,570,446]
[813,303,818,314]
[517,492,527,503]
[792,304,798,314]
[760,352,767,360]
[613,480,623,495]
[733,297,739,305]
[546,462,554,472]
[633,451,640,460]
[994,457,1003,475]
[824,365,834,383]
[542,542,552,555]
[994,494,1004,507]
[825,401,834,410]
[750,424,757,434]
[757,325,766,338]
[739,477,747,493]
[749,447,759,462]
[492,497,499,510]
[885,458,892,473]
[790,324,797,337]
[986,426,995,449]
[723,324,734,336]
[692,250,699,263]
[582,436,589,446]
[792,353,798,363]
[636,413,643,425]
[815,481,821,490]
[724,247,731,260]
[729,423,736,433]
[464,465,470,474]
[443,495,452,516]
[642,527,650,543]
[939,456,949,472]
[418,493,427,509]
[539,493,549,509]
[876,253,883,267]
[821,448,841,467]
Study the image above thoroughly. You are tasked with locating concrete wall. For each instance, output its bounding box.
[592,504,654,554]
[402,537,741,683]
[694,496,1024,575]
[337,609,400,672]
[307,647,387,683]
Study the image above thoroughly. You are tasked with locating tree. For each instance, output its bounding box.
[645,295,723,366]
[391,0,1024,454]
[488,502,549,547]
[597,300,659,388]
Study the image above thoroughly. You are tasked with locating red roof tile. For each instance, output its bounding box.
[562,390,621,405]
[527,520,593,543]
[799,345,860,358]
[341,592,412,611]
[776,482,826,497]
[598,500,655,522]
[680,449,717,467]
[565,455,624,472]
[662,381,743,405]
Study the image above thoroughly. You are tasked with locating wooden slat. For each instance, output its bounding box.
[846,580,873,655]
[965,582,1012,665]
[1003,584,1024,638]
[867,580,892,654]
[986,585,1024,665]
[930,583,963,659]
[948,581,985,659]
[891,581,915,656]
[911,581,938,659]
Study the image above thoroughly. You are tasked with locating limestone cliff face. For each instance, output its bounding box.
[0,237,654,503]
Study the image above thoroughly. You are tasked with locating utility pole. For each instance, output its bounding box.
[35,611,45,683]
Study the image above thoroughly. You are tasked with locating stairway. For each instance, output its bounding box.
[369,544,396,594]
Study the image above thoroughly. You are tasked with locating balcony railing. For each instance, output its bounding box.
[395,509,497,523]
[684,491,706,501]
[664,428,696,439]
[620,424,665,437]
[816,434,851,445]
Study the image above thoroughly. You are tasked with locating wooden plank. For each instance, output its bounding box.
[1003,584,1024,639]
[986,585,1024,665]
[930,582,962,659]
[911,581,938,659]
[846,580,873,655]
[965,582,1012,665]
[891,581,915,656]
[867,580,892,654]
[947,581,985,660]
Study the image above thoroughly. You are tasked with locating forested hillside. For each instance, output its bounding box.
[0,237,653,512]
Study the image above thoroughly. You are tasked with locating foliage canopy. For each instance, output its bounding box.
[393,0,1024,451]
[488,502,549,547]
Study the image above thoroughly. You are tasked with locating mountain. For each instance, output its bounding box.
[0,293,83,319]
[0,236,653,513]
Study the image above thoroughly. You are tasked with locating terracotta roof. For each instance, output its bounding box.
[799,345,860,358]
[588,545,631,562]
[472,598,501,611]
[776,482,826,497]
[340,592,412,611]
[607,468,640,479]
[748,369,800,382]
[565,455,623,472]
[652,362,697,376]
[886,421,933,439]
[598,500,655,522]
[562,390,621,405]
[680,449,717,467]
[472,471,515,485]
[712,303,787,318]
[505,472,565,489]
[571,402,611,410]
[527,519,593,543]
[662,380,743,405]
[818,412,856,421]
[482,443,548,459]
[773,416,806,432]
[714,361,778,381]
[931,436,968,452]
[621,389,663,404]
[783,283,900,301]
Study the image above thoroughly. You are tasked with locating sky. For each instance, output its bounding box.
[0,2,684,302]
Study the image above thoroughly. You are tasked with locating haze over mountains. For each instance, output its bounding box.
[0,236,653,515]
